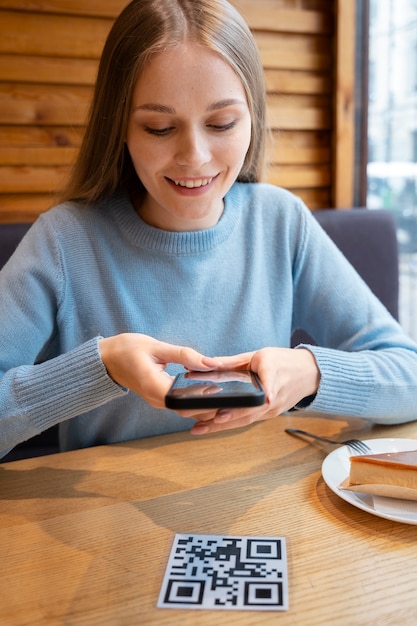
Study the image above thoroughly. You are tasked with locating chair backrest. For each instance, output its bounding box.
[0,223,32,270]
[291,208,399,346]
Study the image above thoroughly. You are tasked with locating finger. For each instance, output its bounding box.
[248,355,277,403]
[212,405,266,426]
[190,401,279,434]
[206,352,255,371]
[144,370,175,408]
[156,342,222,371]
[190,413,260,435]
[174,409,218,421]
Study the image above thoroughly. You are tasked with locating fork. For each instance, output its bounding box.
[285,428,372,454]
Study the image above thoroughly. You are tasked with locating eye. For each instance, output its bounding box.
[144,126,174,136]
[208,121,237,132]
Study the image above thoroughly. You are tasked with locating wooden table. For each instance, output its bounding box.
[1,412,417,625]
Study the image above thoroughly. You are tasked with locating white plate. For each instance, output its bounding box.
[321,438,417,524]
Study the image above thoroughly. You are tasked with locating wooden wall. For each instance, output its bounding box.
[0,0,355,223]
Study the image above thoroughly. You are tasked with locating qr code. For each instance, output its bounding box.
[157,533,288,611]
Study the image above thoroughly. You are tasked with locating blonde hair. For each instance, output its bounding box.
[60,0,266,204]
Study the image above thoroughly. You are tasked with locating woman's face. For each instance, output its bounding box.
[126,41,252,231]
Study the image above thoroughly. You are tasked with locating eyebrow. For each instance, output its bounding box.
[133,103,175,113]
[207,98,246,111]
[132,99,246,113]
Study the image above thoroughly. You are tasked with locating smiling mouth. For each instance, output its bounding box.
[170,177,214,189]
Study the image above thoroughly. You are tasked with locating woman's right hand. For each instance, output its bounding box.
[99,333,220,409]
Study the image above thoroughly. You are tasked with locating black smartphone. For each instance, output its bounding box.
[165,369,265,410]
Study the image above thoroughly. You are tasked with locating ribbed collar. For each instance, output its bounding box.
[109,183,242,255]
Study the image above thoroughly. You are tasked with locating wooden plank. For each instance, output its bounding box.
[271,129,331,148]
[0,125,84,147]
[0,84,92,125]
[0,1,126,18]
[0,146,77,166]
[0,210,38,222]
[269,143,330,165]
[264,69,332,95]
[256,33,333,71]
[0,10,111,59]
[267,105,331,131]
[0,193,53,222]
[255,32,334,57]
[269,129,331,163]
[332,0,355,207]
[232,1,332,34]
[292,187,332,209]
[300,1,333,9]
[0,165,69,193]
[0,126,84,151]
[0,53,98,85]
[267,163,331,187]
[268,93,331,109]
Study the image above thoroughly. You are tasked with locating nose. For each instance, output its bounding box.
[175,127,211,167]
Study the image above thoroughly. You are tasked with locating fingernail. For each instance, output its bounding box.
[191,423,209,435]
[214,411,231,424]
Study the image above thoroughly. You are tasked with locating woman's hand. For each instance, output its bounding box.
[99,333,221,409]
[189,347,321,435]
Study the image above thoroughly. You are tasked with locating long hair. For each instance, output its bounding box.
[60,0,267,205]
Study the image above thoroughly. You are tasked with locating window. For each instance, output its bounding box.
[366,0,417,340]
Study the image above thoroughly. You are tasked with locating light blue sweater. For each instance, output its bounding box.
[1,182,417,454]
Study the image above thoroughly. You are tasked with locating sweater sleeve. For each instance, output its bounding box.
[0,218,126,456]
[291,202,417,424]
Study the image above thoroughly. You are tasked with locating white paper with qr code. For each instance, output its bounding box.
[157,533,288,611]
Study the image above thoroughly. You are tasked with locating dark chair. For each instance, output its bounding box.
[0,223,60,462]
[291,208,399,346]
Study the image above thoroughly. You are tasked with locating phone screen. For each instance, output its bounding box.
[165,370,265,409]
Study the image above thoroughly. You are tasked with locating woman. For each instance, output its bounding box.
[1,0,417,456]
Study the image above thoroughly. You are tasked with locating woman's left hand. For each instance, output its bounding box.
[188,347,320,435]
